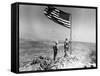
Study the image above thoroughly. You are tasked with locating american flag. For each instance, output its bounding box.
[44,6,71,28]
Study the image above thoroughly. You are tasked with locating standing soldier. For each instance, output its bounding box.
[64,38,69,57]
[53,41,58,61]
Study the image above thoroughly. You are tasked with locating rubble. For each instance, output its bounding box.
[19,53,96,71]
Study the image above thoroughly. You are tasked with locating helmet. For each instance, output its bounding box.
[65,38,68,41]
[55,41,58,44]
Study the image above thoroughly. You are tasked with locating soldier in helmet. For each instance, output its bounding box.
[64,38,69,57]
[53,41,58,61]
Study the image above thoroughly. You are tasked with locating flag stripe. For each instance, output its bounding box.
[44,6,71,28]
[52,14,70,24]
[47,14,71,27]
[51,10,70,23]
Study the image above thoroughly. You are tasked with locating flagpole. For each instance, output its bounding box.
[70,14,72,54]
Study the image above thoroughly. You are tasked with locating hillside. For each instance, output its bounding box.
[19,39,96,71]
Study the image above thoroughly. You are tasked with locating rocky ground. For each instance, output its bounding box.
[19,40,96,72]
[19,52,96,71]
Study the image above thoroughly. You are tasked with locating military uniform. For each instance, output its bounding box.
[53,43,58,61]
[64,40,69,57]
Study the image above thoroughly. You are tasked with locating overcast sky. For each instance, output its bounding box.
[19,5,96,43]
